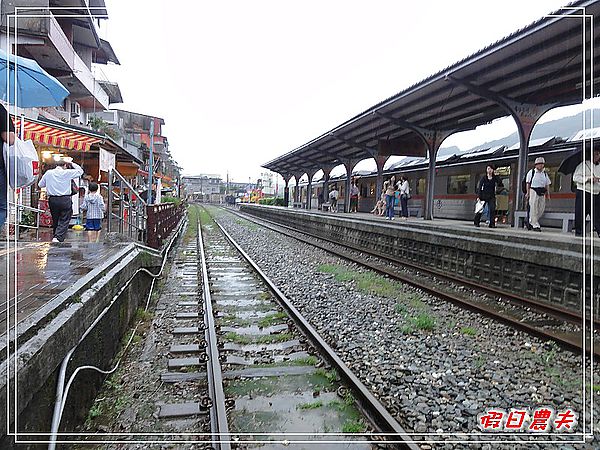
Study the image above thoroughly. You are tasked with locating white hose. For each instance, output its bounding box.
[48,219,184,449]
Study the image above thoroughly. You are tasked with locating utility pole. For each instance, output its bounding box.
[147,119,154,204]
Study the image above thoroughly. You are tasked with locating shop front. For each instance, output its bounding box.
[13,116,138,229]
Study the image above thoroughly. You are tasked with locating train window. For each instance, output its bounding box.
[546,166,562,193]
[447,174,471,194]
[495,166,511,191]
[415,178,425,195]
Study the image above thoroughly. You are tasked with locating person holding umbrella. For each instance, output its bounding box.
[572,148,600,237]
[0,49,69,232]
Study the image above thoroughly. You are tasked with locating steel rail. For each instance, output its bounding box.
[205,208,420,450]
[197,218,231,450]
[240,209,592,327]
[227,207,599,357]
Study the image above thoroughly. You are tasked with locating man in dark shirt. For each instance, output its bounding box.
[0,104,16,228]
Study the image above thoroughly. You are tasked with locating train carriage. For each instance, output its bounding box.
[294,135,583,228]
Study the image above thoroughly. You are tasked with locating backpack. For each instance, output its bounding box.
[521,169,536,194]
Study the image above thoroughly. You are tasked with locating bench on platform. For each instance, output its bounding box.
[514,211,575,233]
[394,206,422,218]
[408,207,422,218]
[292,202,303,208]
[321,202,331,211]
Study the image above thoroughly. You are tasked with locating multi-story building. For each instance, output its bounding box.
[182,174,222,201]
[86,109,180,190]
[0,0,121,124]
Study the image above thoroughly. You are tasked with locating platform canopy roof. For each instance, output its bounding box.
[263,0,600,178]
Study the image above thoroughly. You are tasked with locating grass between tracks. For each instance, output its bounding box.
[317,263,437,332]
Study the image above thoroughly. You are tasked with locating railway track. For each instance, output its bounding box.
[159,207,419,448]
[225,206,598,357]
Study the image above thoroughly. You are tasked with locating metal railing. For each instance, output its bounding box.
[105,168,185,249]
[106,169,147,243]
[146,202,185,249]
[7,202,43,240]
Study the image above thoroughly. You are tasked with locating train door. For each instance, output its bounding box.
[495,166,511,224]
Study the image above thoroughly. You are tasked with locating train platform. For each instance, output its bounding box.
[239,204,598,320]
[0,229,135,336]
[313,209,597,252]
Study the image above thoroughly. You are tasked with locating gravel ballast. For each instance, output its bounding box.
[212,206,599,449]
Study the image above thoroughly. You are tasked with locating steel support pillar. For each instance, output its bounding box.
[373,111,455,220]
[321,165,335,206]
[374,154,389,202]
[511,105,554,220]
[416,130,452,220]
[283,176,291,207]
[343,160,359,213]
[446,76,557,224]
[293,177,300,203]
[306,169,318,210]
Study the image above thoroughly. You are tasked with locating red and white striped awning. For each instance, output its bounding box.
[13,118,102,151]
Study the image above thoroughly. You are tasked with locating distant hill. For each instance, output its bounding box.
[460,109,600,153]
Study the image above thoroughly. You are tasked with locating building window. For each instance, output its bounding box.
[447,174,471,194]
[369,183,375,197]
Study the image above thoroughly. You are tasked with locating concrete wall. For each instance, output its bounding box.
[1,1,49,35]
[0,244,164,447]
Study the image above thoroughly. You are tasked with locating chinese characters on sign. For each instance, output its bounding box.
[478,408,576,432]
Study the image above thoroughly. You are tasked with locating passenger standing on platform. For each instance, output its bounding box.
[0,104,16,229]
[474,164,503,228]
[349,180,359,213]
[384,176,396,220]
[38,160,84,242]
[525,157,551,232]
[398,176,410,220]
[573,149,600,237]
[328,186,339,212]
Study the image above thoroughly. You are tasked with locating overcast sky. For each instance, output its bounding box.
[98,0,593,182]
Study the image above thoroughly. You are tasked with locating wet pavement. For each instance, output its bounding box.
[0,229,129,336]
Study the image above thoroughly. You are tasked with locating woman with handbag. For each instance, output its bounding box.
[398,175,410,220]
[474,164,503,228]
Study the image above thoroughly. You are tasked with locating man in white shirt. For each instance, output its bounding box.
[38,160,83,242]
[525,157,552,232]
[572,148,600,237]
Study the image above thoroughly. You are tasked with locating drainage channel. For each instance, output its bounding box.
[200,207,418,449]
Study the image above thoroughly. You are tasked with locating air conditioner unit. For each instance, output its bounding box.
[70,102,81,117]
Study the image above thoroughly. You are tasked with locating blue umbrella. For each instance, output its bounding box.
[0,49,69,107]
